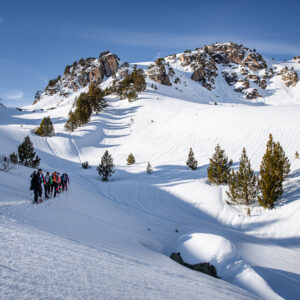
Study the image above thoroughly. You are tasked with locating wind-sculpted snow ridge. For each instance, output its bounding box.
[177,233,282,299]
[0,42,300,299]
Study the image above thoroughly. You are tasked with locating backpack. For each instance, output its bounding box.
[45,174,50,184]
[52,173,57,183]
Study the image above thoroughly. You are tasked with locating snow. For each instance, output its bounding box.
[177,233,282,299]
[0,52,300,299]
[177,233,236,266]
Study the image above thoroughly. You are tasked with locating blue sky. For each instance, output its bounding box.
[0,0,299,107]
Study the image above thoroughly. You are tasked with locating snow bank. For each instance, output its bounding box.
[177,233,282,299]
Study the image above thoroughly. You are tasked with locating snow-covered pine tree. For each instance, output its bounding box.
[207,144,232,185]
[127,153,135,165]
[186,147,198,170]
[18,136,40,168]
[258,134,290,209]
[35,116,55,136]
[226,148,257,205]
[146,162,153,174]
[97,150,115,181]
[295,151,299,159]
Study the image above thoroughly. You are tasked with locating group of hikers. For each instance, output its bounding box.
[30,169,70,203]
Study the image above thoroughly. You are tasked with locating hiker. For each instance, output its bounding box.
[38,169,45,202]
[30,170,42,203]
[45,171,51,198]
[65,173,70,191]
[61,173,70,191]
[52,171,58,197]
[57,172,62,193]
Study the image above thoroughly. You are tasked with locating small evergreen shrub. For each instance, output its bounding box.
[207,144,232,185]
[97,150,115,181]
[127,153,135,165]
[146,162,153,174]
[82,161,91,169]
[35,116,55,137]
[186,148,198,170]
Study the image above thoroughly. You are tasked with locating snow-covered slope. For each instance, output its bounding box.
[1,43,300,299]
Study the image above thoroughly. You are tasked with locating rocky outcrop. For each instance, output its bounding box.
[170,253,218,278]
[178,42,271,94]
[89,66,103,85]
[223,71,237,86]
[180,54,193,66]
[245,88,261,99]
[279,66,298,87]
[242,53,267,71]
[191,58,217,90]
[148,61,172,86]
[99,52,119,76]
[234,80,249,92]
[42,51,120,99]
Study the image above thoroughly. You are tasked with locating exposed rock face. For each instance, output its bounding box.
[170,253,218,278]
[99,53,119,76]
[191,57,218,90]
[177,42,271,98]
[191,65,205,81]
[280,66,298,87]
[89,66,103,85]
[242,53,267,71]
[180,54,193,66]
[42,52,120,99]
[148,62,172,86]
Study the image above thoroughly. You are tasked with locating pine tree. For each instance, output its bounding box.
[9,152,18,164]
[295,151,299,159]
[186,148,198,170]
[226,148,257,205]
[207,144,232,185]
[65,111,78,132]
[258,134,290,209]
[35,116,55,136]
[127,153,135,165]
[97,150,115,181]
[146,162,153,174]
[18,136,40,168]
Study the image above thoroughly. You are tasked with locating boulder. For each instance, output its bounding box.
[245,88,261,99]
[170,252,218,278]
[191,65,205,81]
[280,66,298,87]
[148,64,172,86]
[99,52,119,76]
